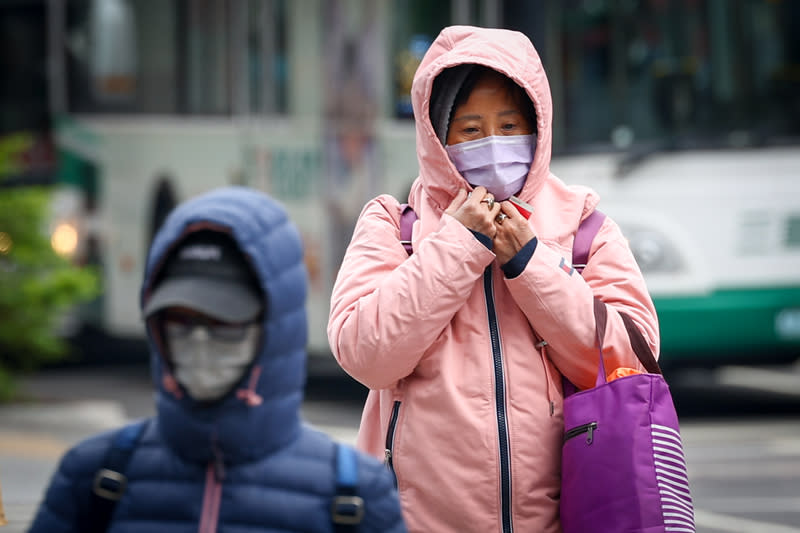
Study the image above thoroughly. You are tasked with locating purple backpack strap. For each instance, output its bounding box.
[400,206,605,264]
[399,203,417,255]
[572,209,606,273]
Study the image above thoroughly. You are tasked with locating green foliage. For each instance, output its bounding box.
[0,187,99,400]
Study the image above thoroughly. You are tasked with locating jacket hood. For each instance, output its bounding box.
[140,186,307,464]
[410,25,554,211]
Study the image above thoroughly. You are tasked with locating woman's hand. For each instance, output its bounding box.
[445,186,502,239]
[493,201,536,265]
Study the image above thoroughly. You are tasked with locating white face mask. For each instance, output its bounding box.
[445,134,536,200]
[166,323,259,402]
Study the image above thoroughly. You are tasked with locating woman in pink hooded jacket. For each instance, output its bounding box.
[328,26,659,532]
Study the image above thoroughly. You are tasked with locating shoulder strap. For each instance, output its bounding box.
[330,443,365,531]
[87,419,149,533]
[399,203,417,255]
[397,204,658,379]
[401,203,596,263]
[572,210,662,380]
[619,312,662,374]
[572,209,606,273]
[401,204,603,268]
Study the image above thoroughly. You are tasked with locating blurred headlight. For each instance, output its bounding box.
[624,228,683,274]
[51,222,79,258]
[0,232,12,254]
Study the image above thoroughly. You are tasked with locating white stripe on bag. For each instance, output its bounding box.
[652,424,683,439]
[655,459,691,479]
[654,440,686,456]
[653,424,695,532]
[656,475,693,498]
[660,494,694,515]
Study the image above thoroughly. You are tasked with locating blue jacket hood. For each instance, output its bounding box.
[140,186,307,464]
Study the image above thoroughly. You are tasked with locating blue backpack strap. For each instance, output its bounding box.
[399,203,417,255]
[86,419,149,533]
[331,443,365,531]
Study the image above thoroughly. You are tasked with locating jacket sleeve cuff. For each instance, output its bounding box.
[501,237,538,278]
[469,229,494,250]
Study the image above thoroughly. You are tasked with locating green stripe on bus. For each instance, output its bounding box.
[655,286,800,359]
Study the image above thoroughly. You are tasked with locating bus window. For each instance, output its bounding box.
[88,0,137,104]
[391,0,451,119]
[66,0,177,113]
[535,0,799,154]
[64,0,289,116]
[246,0,288,115]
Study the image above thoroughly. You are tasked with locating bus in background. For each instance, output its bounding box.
[34,0,800,370]
[535,0,800,368]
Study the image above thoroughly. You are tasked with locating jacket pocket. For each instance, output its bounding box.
[384,400,402,484]
[538,343,560,416]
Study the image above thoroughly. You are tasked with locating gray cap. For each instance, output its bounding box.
[143,231,263,323]
[429,64,475,145]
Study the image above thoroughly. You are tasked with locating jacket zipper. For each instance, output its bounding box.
[564,422,597,444]
[199,442,225,533]
[384,400,401,484]
[484,268,513,533]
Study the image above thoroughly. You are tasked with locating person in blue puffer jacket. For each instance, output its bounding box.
[28,186,406,533]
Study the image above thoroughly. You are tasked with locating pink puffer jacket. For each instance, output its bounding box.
[328,25,659,533]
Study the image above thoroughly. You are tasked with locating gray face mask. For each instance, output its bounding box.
[166,323,259,402]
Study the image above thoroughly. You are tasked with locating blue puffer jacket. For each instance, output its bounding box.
[28,187,406,533]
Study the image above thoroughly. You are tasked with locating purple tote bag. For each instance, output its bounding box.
[560,299,695,533]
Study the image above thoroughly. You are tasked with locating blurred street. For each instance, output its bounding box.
[0,360,799,532]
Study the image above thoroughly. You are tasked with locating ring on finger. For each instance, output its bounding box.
[496,213,508,223]
[481,196,495,209]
